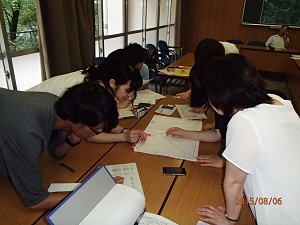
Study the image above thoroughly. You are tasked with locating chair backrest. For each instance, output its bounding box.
[145,44,157,52]
[226,39,244,45]
[247,41,266,47]
[92,57,106,66]
[157,40,170,57]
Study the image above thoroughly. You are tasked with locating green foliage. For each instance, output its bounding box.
[2,0,38,51]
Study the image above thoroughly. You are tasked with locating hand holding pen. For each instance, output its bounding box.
[125,130,148,143]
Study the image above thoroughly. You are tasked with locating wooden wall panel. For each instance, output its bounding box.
[180,0,300,54]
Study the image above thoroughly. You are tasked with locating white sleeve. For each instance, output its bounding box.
[223,114,261,174]
[265,36,272,47]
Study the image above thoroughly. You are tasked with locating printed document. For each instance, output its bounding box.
[106,162,144,196]
[134,115,202,161]
[176,104,207,120]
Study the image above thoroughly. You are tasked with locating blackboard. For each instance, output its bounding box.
[242,0,300,28]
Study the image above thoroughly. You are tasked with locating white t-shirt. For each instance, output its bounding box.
[219,41,239,54]
[27,70,85,96]
[265,34,288,50]
[223,94,300,224]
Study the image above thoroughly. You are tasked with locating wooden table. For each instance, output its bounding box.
[156,53,194,94]
[239,45,300,75]
[293,59,300,72]
[1,95,256,225]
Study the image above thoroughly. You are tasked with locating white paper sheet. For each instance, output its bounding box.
[134,89,165,105]
[118,108,135,119]
[139,212,178,225]
[106,162,144,196]
[48,183,81,192]
[176,104,207,120]
[134,115,202,161]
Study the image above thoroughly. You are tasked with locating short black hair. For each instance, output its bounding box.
[203,54,272,117]
[124,43,147,66]
[55,82,118,132]
[194,38,225,64]
[189,38,225,108]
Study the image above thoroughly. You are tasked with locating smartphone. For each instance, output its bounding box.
[163,167,186,176]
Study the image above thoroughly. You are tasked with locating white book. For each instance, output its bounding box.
[134,115,202,161]
[47,165,177,225]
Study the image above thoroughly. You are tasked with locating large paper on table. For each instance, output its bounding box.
[134,115,202,161]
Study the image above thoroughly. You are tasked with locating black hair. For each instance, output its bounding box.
[82,60,142,101]
[189,38,225,108]
[123,43,147,66]
[194,38,225,64]
[203,54,272,117]
[55,82,118,132]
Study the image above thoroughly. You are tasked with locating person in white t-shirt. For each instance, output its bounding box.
[265,25,289,49]
[197,54,300,225]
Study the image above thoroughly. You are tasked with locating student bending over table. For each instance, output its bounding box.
[166,38,229,168]
[197,54,300,224]
[28,60,147,144]
[0,83,120,210]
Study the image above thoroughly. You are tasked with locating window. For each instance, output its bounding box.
[0,0,41,90]
[94,0,178,57]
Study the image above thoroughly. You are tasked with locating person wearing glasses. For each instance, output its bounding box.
[0,82,119,209]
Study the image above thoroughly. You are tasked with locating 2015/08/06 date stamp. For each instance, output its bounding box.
[236,197,282,205]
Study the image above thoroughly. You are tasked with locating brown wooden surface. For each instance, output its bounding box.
[293,59,300,71]
[180,0,300,54]
[239,45,300,75]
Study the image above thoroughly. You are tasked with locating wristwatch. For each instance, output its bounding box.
[65,136,81,147]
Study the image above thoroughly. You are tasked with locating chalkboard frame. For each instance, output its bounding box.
[241,0,300,28]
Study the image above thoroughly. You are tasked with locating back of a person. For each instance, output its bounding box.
[27,70,84,96]
[237,95,300,224]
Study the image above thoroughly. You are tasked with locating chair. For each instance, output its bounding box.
[157,40,183,65]
[226,39,244,45]
[92,56,106,66]
[145,44,166,92]
[247,41,266,47]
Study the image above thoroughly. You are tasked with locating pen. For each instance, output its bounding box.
[58,162,75,172]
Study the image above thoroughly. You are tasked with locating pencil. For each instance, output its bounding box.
[58,162,75,172]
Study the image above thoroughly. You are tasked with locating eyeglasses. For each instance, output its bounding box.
[88,126,103,135]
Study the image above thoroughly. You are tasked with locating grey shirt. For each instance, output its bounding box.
[0,88,64,206]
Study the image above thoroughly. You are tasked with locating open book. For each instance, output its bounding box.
[47,165,178,225]
[134,115,202,161]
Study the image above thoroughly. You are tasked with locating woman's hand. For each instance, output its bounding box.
[117,99,132,109]
[114,176,125,184]
[175,91,190,100]
[165,127,187,138]
[196,155,225,168]
[124,130,147,143]
[197,205,230,225]
[190,104,208,114]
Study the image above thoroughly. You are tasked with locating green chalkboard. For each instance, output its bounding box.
[242,0,300,28]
